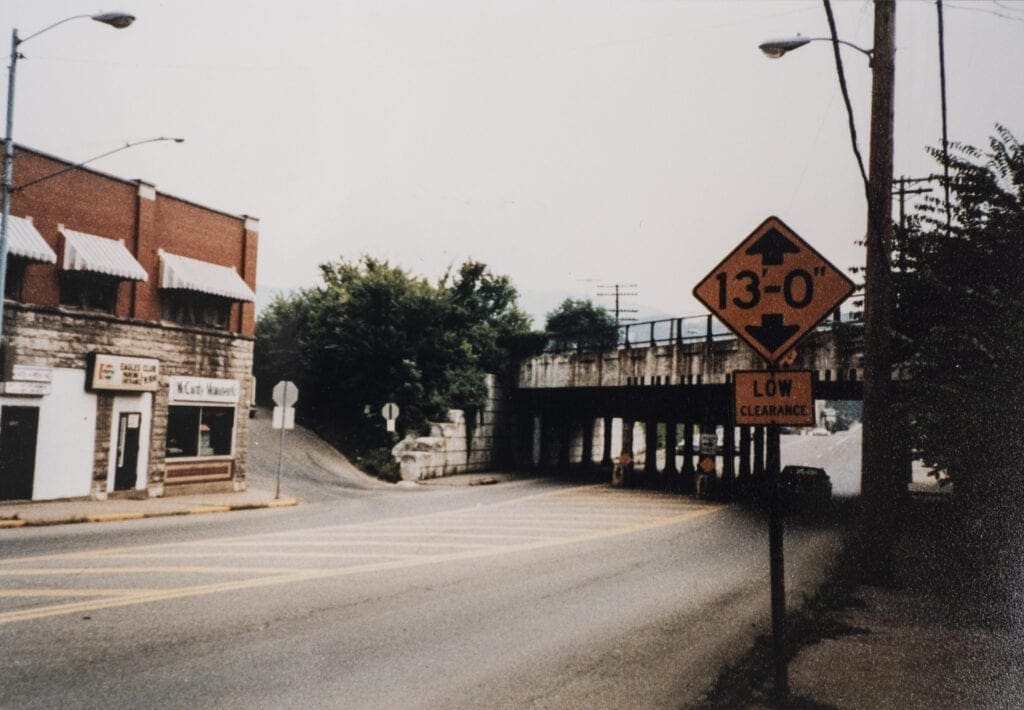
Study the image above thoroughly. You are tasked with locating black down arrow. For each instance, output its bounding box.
[745,227,800,266]
[744,314,800,353]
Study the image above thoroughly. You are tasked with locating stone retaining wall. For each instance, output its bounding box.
[391,374,508,481]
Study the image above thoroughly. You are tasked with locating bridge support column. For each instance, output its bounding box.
[620,419,636,487]
[582,417,596,470]
[721,424,735,501]
[557,418,571,471]
[753,425,765,480]
[530,415,542,469]
[643,420,659,487]
[537,415,552,471]
[680,422,696,493]
[663,421,679,491]
[600,416,613,466]
[738,426,752,494]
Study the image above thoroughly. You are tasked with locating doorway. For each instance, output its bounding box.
[114,411,141,491]
[0,406,39,500]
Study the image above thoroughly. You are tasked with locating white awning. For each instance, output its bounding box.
[7,216,57,263]
[60,227,148,281]
[159,251,255,302]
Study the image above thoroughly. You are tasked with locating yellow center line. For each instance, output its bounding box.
[0,504,723,626]
[205,540,503,549]
[316,531,559,541]
[75,551,416,561]
[0,588,170,598]
[0,566,329,576]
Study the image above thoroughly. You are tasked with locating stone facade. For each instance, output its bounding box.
[3,303,253,498]
[2,144,258,501]
[392,375,509,481]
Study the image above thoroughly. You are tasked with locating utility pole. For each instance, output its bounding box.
[860,0,898,582]
[892,176,934,273]
[596,283,638,326]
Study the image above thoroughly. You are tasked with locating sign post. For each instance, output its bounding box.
[693,216,853,700]
[381,402,399,433]
[271,380,299,500]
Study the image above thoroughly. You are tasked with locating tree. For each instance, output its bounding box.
[894,125,1024,506]
[253,257,532,478]
[544,298,619,352]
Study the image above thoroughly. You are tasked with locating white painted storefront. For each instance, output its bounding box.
[0,368,97,500]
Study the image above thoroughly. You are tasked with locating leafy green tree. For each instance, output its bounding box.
[544,298,619,352]
[895,125,1024,505]
[254,257,532,479]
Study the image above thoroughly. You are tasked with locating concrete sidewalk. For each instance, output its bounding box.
[779,493,1024,709]
[698,468,1024,709]
[0,487,296,528]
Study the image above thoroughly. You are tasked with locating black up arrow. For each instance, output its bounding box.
[745,314,799,354]
[745,228,800,266]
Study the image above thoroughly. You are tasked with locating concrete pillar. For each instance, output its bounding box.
[582,417,596,469]
[721,424,735,500]
[557,418,571,470]
[680,422,696,493]
[536,411,544,467]
[753,425,765,478]
[601,416,613,465]
[643,420,659,486]
[539,415,553,471]
[663,421,679,491]
[738,425,752,495]
[621,419,636,487]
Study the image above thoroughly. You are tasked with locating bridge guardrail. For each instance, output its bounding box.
[543,307,861,355]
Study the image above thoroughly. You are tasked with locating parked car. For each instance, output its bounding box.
[811,427,830,436]
[779,465,832,512]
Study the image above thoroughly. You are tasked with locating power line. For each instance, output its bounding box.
[596,283,638,327]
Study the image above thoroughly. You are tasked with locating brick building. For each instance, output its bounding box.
[0,145,258,500]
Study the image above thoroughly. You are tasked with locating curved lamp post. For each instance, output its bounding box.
[759,34,873,61]
[761,5,898,575]
[758,5,898,697]
[0,12,136,344]
[12,136,184,194]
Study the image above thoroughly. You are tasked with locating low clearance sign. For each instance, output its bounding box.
[734,370,815,426]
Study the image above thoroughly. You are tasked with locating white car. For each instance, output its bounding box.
[811,427,830,436]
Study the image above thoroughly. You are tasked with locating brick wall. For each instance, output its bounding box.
[5,302,254,493]
[10,145,257,337]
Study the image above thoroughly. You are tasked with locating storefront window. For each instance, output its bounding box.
[166,406,234,458]
[161,291,233,330]
[4,257,28,300]
[59,272,121,313]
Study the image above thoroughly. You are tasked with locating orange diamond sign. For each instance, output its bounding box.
[693,216,855,364]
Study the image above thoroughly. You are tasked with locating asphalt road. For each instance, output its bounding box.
[0,429,857,709]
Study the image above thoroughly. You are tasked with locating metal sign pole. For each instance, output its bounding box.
[275,382,289,500]
[766,367,788,698]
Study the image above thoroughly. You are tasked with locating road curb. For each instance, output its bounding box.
[0,498,298,529]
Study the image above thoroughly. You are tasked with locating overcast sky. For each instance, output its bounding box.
[7,0,1024,320]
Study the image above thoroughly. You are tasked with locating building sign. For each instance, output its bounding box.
[693,216,855,364]
[87,353,160,392]
[734,370,815,426]
[10,364,52,382]
[167,376,240,404]
[0,381,51,396]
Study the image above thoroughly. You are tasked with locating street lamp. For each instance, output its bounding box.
[761,4,898,581]
[759,35,873,61]
[11,137,184,194]
[0,11,136,345]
